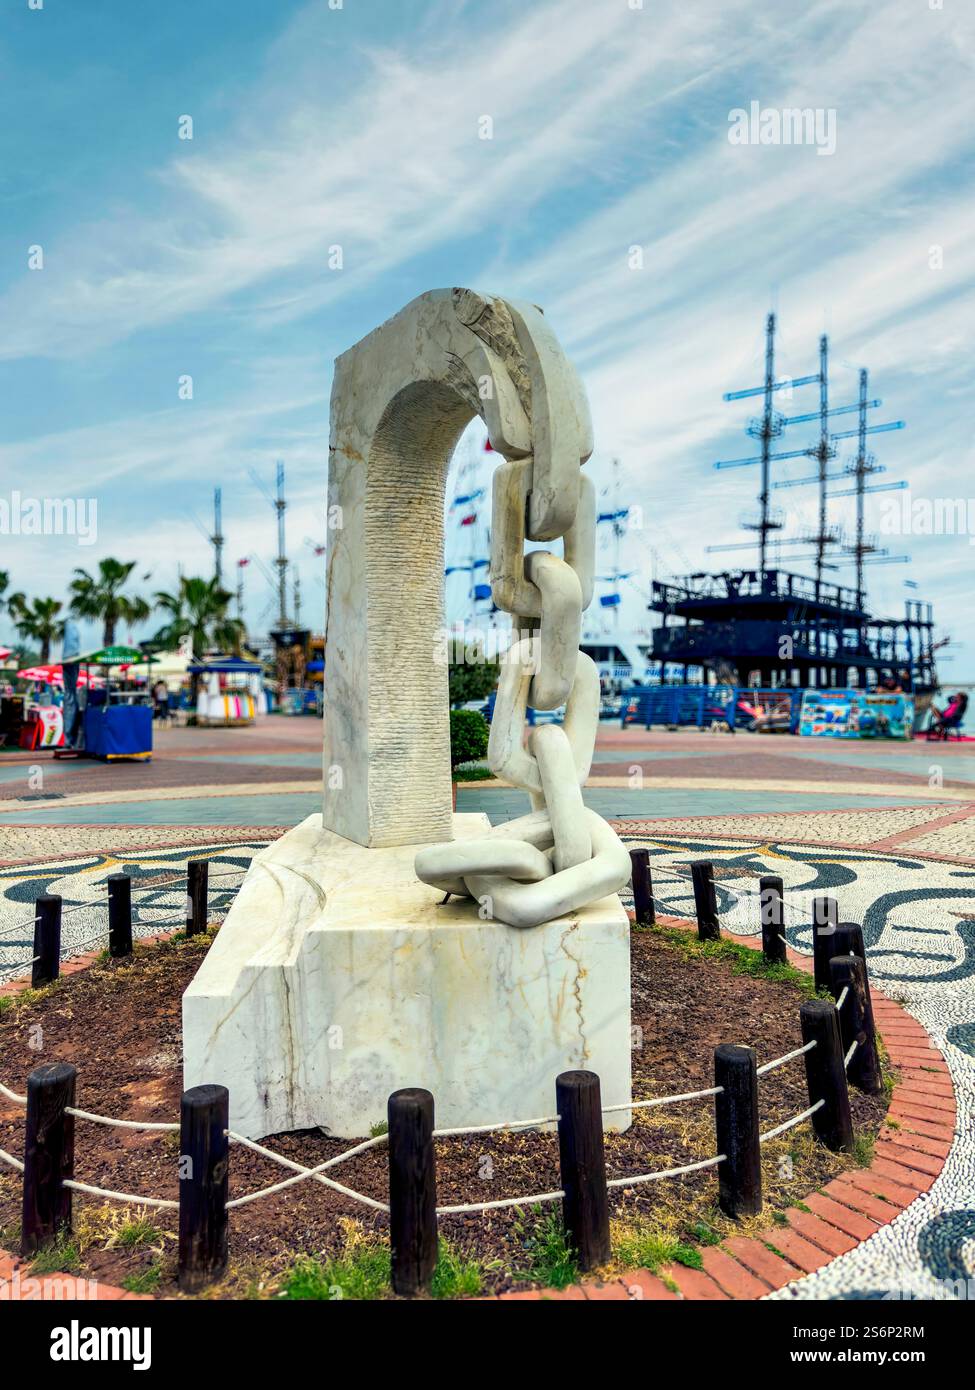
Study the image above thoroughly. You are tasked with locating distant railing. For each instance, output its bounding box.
[621,684,803,733]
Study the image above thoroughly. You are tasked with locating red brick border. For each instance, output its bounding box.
[0,922,955,1303]
[492,916,956,1301]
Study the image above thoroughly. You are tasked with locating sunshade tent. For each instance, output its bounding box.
[124,648,192,690]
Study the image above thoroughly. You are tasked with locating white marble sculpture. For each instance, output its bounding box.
[183,289,632,1138]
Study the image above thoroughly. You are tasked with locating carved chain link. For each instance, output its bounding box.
[416,318,631,928]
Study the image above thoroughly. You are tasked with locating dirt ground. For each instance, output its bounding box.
[0,924,887,1298]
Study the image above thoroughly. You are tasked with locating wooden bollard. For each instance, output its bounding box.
[690,860,720,941]
[830,955,882,1095]
[388,1088,438,1297]
[629,848,654,926]
[811,895,839,993]
[714,1044,762,1219]
[178,1084,229,1293]
[759,875,787,965]
[799,999,854,1152]
[556,1070,610,1271]
[107,873,133,959]
[833,921,866,964]
[185,859,208,937]
[31,894,62,989]
[21,1061,76,1256]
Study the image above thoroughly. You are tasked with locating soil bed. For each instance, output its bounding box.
[0,923,888,1298]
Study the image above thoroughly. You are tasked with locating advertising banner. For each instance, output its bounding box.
[798,689,915,739]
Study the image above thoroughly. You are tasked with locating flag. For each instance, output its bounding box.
[599,592,622,607]
[238,557,250,567]
[459,513,477,527]
[484,438,494,452]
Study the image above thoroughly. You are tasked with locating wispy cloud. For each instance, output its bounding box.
[2,0,974,659]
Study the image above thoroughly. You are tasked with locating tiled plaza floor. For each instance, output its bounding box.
[0,714,972,1299]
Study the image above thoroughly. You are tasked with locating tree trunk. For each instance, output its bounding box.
[103,617,115,646]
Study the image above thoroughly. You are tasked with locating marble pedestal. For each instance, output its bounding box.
[182,814,632,1139]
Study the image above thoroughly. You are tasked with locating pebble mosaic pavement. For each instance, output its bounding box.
[615,836,975,1300]
[1,716,973,1299]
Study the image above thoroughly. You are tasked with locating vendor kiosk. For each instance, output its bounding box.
[77,645,153,761]
[190,656,264,726]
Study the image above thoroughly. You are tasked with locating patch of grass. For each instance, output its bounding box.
[274,1233,480,1302]
[0,1219,21,1247]
[885,1117,901,1131]
[430,1242,483,1299]
[613,1221,702,1272]
[688,1220,722,1247]
[2,979,63,1010]
[793,1200,812,1214]
[28,1229,81,1275]
[121,1263,162,1295]
[369,1120,389,1138]
[851,1132,876,1168]
[650,923,816,996]
[278,1246,391,1301]
[0,996,15,1016]
[764,1242,787,1259]
[115,1217,163,1250]
[513,1207,579,1289]
[772,1211,788,1226]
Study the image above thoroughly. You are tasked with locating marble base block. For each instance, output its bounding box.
[182,814,632,1139]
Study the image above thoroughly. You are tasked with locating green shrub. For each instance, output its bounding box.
[449,707,489,771]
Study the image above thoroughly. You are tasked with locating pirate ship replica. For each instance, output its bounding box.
[649,314,940,701]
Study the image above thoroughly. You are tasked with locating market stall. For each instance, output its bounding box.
[12,664,105,749]
[190,656,264,726]
[77,645,153,760]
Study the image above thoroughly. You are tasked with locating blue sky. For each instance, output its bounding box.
[1,0,973,675]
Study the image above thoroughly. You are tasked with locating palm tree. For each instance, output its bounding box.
[0,570,9,612]
[69,558,151,647]
[153,575,245,658]
[8,595,65,664]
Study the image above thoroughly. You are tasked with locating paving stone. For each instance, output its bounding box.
[616,1270,679,1301]
[785,1209,858,1256]
[660,1263,729,1300]
[722,1237,800,1289]
[701,1247,771,1298]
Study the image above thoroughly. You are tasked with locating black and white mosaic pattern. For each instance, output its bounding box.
[620,834,975,1301]
[0,842,269,978]
[4,831,973,1298]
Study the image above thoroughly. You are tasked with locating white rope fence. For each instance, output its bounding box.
[226,1131,390,1213]
[432,1114,558,1137]
[606,1152,725,1190]
[62,1178,179,1210]
[0,1146,25,1174]
[756,1040,816,1076]
[602,1084,722,1115]
[759,1099,825,1145]
[437,1189,565,1215]
[66,1107,178,1133]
